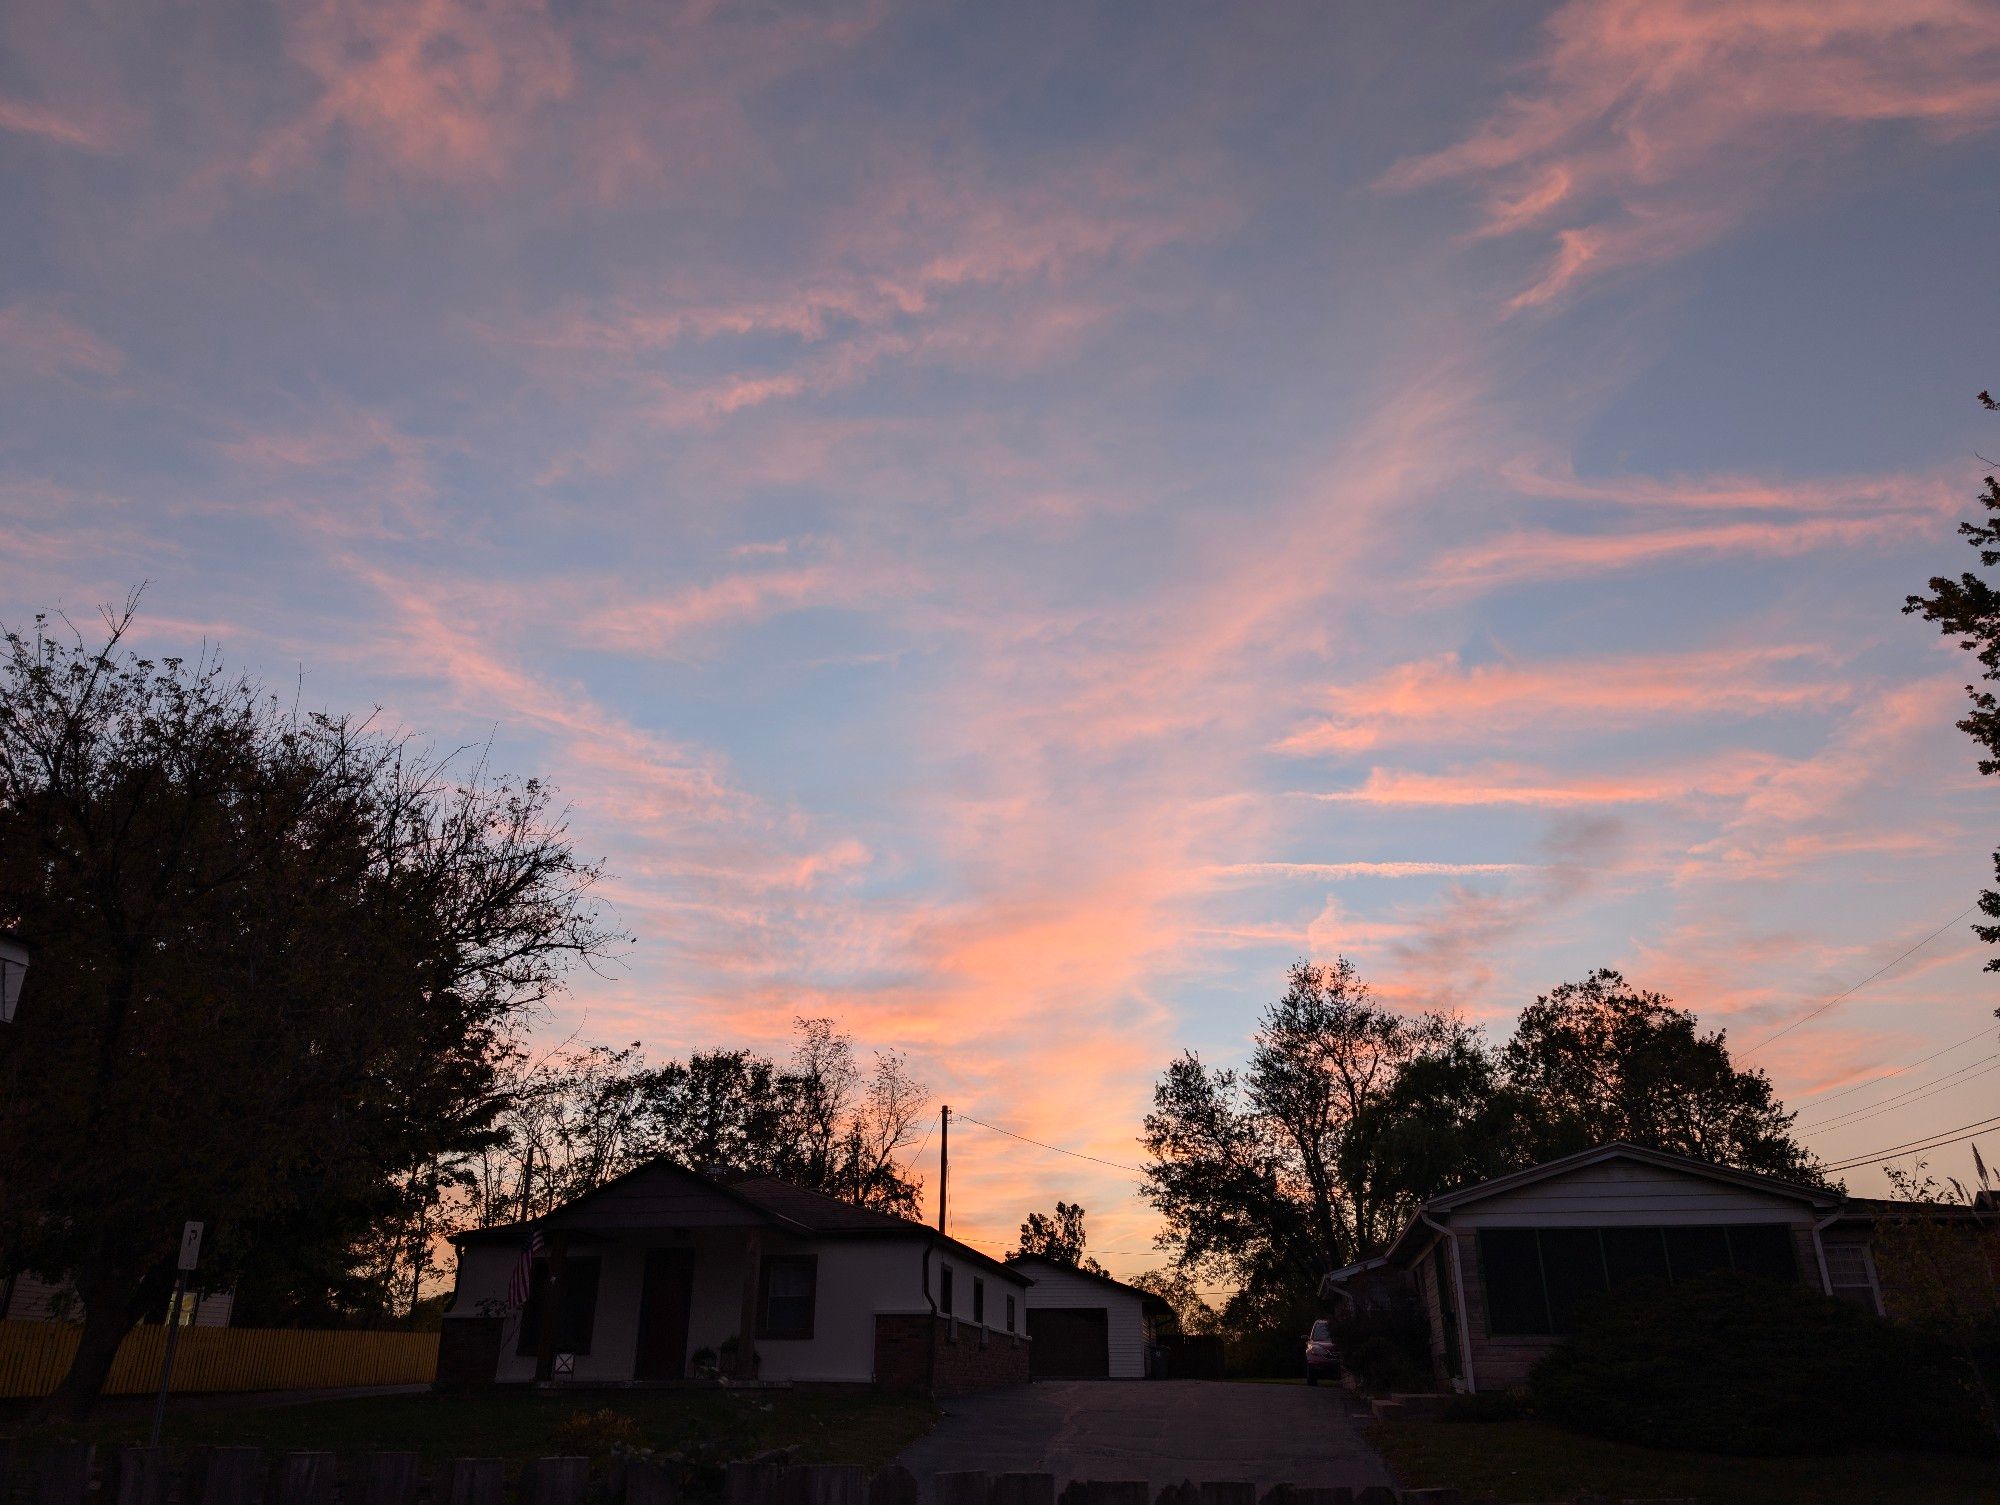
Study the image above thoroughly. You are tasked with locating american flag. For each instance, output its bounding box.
[507,1227,545,1310]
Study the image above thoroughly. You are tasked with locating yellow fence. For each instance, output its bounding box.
[0,1320,438,1399]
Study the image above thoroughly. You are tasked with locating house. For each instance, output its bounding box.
[1,1270,233,1327]
[440,1160,1032,1395]
[1006,1254,1173,1379]
[1325,1141,1993,1394]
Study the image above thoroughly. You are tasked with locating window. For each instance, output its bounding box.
[1006,1295,1016,1333]
[758,1255,817,1339]
[1480,1224,1799,1337]
[515,1256,602,1356]
[1825,1242,1881,1314]
[972,1277,985,1324]
[939,1263,954,1315]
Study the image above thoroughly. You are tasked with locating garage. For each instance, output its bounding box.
[1026,1305,1109,1378]
[1008,1252,1173,1380]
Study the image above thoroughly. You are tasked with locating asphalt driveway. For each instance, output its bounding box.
[894,1381,1393,1494]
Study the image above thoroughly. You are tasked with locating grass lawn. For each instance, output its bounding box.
[1372,1418,1998,1505]
[2,1388,939,1470]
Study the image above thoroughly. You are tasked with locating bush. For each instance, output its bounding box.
[1333,1298,1435,1393]
[551,1408,648,1456]
[1530,1274,1992,1456]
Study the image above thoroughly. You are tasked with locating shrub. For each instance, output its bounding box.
[1333,1297,1435,1393]
[1530,1274,1992,1456]
[552,1408,648,1456]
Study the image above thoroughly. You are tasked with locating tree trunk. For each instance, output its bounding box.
[31,1255,172,1422]
[35,1286,138,1421]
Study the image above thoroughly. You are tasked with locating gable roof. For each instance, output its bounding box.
[1005,1252,1174,1315]
[452,1157,1029,1283]
[1377,1141,1844,1268]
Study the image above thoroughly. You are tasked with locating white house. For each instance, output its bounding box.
[1005,1253,1171,1379]
[1325,1141,1978,1394]
[441,1160,1032,1395]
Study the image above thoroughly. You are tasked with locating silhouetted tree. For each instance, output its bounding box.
[0,602,615,1415]
[1905,391,2000,986]
[1013,1200,1105,1273]
[1501,969,1819,1181]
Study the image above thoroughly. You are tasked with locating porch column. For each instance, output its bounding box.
[730,1228,762,1379]
[534,1230,569,1382]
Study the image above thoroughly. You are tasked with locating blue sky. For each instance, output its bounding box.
[6,0,2000,1272]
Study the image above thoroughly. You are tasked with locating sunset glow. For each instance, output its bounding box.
[7,0,2000,1276]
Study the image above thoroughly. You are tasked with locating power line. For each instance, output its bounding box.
[1821,1112,2000,1173]
[1799,1051,2000,1133]
[1740,903,1980,1057]
[1795,1022,1998,1110]
[952,1111,1151,1177]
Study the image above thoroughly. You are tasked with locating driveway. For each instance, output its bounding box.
[894,1381,1393,1494]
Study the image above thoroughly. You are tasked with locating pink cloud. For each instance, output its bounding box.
[1384,0,2000,308]
[1280,643,1847,756]
[0,303,125,379]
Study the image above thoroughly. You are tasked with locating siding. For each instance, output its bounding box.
[1014,1263,1148,1379]
[1445,1159,1825,1392]
[1451,1159,1821,1228]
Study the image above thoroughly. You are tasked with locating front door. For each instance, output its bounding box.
[634,1248,695,1380]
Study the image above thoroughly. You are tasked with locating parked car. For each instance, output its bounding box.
[1304,1318,1340,1385]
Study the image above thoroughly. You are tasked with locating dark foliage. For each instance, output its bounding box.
[1330,1295,1434,1393]
[0,603,616,1411]
[1503,969,1821,1182]
[1904,396,2000,972]
[1531,1275,1991,1456]
[1013,1200,1106,1273]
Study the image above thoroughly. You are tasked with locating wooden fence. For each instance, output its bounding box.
[0,1321,438,1399]
[0,1449,1695,1505]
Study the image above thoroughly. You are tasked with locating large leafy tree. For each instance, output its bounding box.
[0,605,614,1414]
[1141,959,1466,1326]
[1905,391,2000,977]
[1500,969,1819,1181]
[1013,1200,1106,1273]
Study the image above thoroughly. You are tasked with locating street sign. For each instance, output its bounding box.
[178,1220,204,1272]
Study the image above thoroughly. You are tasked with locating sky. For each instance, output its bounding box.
[6,0,2000,1281]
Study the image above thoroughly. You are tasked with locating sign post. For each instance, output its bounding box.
[148,1221,203,1446]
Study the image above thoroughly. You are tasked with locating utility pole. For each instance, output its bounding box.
[937,1104,950,1233]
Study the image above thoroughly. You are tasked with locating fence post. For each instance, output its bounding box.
[1080,1485,1148,1505]
[990,1475,1055,1505]
[1288,1491,1353,1505]
[932,1473,988,1505]
[1399,1492,1458,1505]
[277,1453,337,1505]
[34,1443,94,1505]
[357,1452,421,1505]
[443,1458,504,1505]
[111,1446,171,1505]
[1196,1485,1253,1505]
[623,1457,677,1505]
[1350,1490,1395,1505]
[197,1448,265,1505]
[868,1464,919,1505]
[727,1460,783,1505]
[523,1458,589,1505]
[790,1465,865,1505]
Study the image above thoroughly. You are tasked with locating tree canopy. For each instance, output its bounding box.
[1013,1200,1106,1273]
[1904,391,2000,976]
[1141,956,1818,1333]
[0,604,616,1414]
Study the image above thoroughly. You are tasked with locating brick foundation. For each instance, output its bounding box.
[873,1313,1029,1396]
[435,1316,505,1390]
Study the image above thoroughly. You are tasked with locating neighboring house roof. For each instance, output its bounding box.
[452,1158,1029,1284]
[1005,1252,1174,1316]
[1368,1141,1845,1271]
[1829,1196,1991,1226]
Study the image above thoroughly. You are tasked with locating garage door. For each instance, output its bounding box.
[1027,1306,1109,1378]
